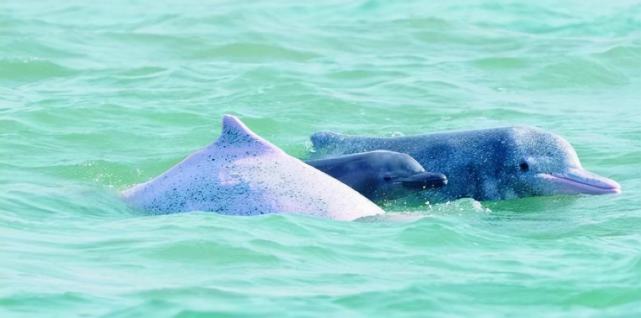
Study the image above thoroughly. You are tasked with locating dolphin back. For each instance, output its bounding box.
[123,117,384,220]
[311,132,350,157]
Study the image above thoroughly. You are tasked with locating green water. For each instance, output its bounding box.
[2,1,641,317]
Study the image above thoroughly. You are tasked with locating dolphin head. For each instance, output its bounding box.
[500,127,621,198]
[367,151,448,201]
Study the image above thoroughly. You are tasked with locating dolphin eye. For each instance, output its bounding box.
[383,175,392,182]
[519,161,529,172]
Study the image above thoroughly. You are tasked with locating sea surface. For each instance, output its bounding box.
[2,1,641,317]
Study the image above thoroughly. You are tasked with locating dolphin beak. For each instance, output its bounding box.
[399,172,448,189]
[538,168,621,195]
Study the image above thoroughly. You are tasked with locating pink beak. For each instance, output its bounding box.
[538,168,621,195]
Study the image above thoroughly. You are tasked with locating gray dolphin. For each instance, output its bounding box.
[310,126,621,202]
[305,150,447,202]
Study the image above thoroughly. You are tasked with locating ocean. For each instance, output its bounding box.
[1,1,641,317]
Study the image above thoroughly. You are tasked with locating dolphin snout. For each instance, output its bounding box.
[399,172,448,190]
[539,168,621,195]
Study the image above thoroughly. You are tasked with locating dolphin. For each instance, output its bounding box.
[305,150,447,202]
[122,115,383,220]
[310,126,621,202]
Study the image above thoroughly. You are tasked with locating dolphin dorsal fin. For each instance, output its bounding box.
[214,115,280,153]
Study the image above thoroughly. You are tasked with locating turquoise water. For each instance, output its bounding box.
[2,0,641,317]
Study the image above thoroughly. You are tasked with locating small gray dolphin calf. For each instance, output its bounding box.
[122,115,383,220]
[311,126,621,202]
[305,150,447,202]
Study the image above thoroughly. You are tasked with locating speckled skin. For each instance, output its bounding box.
[311,126,620,202]
[122,115,383,220]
